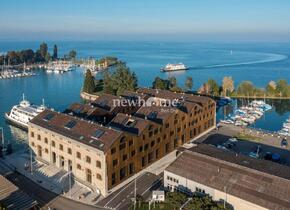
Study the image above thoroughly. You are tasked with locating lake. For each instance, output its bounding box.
[0,41,289,149]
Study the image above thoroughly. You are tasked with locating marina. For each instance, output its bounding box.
[43,60,76,74]
[220,100,272,126]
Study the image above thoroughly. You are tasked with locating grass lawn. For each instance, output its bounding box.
[235,132,263,142]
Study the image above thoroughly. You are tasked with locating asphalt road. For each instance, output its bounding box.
[98,172,162,210]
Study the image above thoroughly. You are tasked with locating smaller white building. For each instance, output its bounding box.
[152,190,165,202]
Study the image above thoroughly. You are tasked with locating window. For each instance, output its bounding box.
[37,134,41,141]
[165,123,169,128]
[148,152,154,163]
[154,128,158,134]
[86,156,91,164]
[139,146,143,152]
[59,144,63,151]
[129,163,135,174]
[77,152,81,159]
[149,131,153,137]
[43,113,55,121]
[112,173,116,185]
[119,143,126,151]
[31,142,35,147]
[65,120,77,129]
[31,132,34,138]
[123,154,128,161]
[131,150,136,157]
[51,141,55,147]
[157,138,161,143]
[144,144,149,151]
[68,148,72,155]
[120,167,126,180]
[45,148,48,153]
[111,147,116,155]
[44,138,48,144]
[93,129,105,138]
[155,149,160,159]
[113,159,118,166]
[96,160,101,168]
[125,119,136,127]
[129,140,133,146]
[77,164,81,170]
[151,140,155,147]
[141,157,146,167]
[165,143,170,153]
[120,137,126,144]
[196,187,205,194]
[96,173,102,180]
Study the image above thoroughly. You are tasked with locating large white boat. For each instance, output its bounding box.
[5,94,46,130]
[161,63,189,72]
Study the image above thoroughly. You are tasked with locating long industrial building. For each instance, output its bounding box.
[164,144,290,210]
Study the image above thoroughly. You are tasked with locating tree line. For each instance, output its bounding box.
[83,64,290,98]
[0,42,77,66]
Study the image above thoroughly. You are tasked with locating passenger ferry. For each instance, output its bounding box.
[5,94,46,130]
[161,63,189,72]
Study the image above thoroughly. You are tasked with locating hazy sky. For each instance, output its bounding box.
[1,0,290,41]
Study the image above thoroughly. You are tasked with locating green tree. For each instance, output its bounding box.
[103,72,115,94]
[276,79,290,97]
[152,77,169,90]
[103,62,138,95]
[39,42,48,60]
[53,44,58,60]
[166,192,187,207]
[237,81,256,96]
[266,81,277,97]
[45,52,51,63]
[207,79,220,96]
[69,50,77,60]
[83,70,96,94]
[168,76,177,89]
[222,76,234,96]
[185,76,193,90]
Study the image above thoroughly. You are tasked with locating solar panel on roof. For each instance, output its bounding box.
[43,113,55,121]
[94,129,105,138]
[65,120,77,129]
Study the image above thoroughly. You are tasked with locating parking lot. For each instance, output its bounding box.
[199,124,290,166]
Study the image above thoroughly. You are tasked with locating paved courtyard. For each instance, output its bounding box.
[1,147,100,205]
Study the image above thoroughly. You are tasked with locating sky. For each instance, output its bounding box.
[1,0,290,41]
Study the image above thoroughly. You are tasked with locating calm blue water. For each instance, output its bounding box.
[0,41,289,148]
